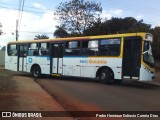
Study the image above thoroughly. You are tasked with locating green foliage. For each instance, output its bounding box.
[150,26,160,60]
[83,17,151,35]
[54,0,102,35]
[54,0,160,60]
[34,34,49,40]
[54,25,69,38]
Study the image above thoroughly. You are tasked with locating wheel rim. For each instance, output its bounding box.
[33,68,39,77]
[100,72,106,80]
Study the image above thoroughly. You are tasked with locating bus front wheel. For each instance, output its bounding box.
[32,66,41,78]
[99,69,113,84]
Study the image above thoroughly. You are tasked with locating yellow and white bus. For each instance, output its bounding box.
[5,33,155,83]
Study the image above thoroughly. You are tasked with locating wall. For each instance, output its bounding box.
[0,50,5,66]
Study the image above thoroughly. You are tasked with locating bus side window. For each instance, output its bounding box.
[19,45,28,57]
[99,38,120,56]
[8,44,17,56]
[82,41,89,56]
[82,40,99,56]
[65,41,80,56]
[28,43,39,56]
[39,43,49,56]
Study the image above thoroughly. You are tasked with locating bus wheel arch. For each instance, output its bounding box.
[96,66,114,84]
[31,64,41,78]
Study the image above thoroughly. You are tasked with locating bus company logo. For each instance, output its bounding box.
[2,112,11,117]
[28,58,32,63]
[80,59,107,64]
[80,60,88,64]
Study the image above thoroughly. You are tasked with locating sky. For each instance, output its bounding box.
[0,0,160,46]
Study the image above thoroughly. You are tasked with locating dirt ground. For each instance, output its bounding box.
[0,67,73,120]
[154,61,160,83]
[0,64,159,120]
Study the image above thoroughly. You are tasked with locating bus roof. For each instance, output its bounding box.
[8,32,148,44]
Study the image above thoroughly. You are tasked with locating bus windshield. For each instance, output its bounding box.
[143,41,154,66]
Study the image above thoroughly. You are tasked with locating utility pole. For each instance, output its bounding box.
[16,19,19,41]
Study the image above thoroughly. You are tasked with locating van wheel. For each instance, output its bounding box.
[99,69,113,84]
[32,66,41,78]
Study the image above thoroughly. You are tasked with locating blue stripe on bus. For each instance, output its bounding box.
[28,56,88,58]
[63,56,88,58]
[27,56,50,58]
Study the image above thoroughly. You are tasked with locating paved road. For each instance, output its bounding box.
[36,76,160,112]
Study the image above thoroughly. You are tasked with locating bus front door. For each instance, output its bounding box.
[122,37,142,79]
[52,44,63,75]
[18,44,28,72]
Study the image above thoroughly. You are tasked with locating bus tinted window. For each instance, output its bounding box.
[88,40,98,48]
[82,40,99,56]
[101,38,120,45]
[8,44,17,56]
[65,41,80,56]
[30,43,37,49]
[39,43,49,56]
[99,38,120,56]
[19,45,28,57]
[69,41,78,48]
[28,43,39,56]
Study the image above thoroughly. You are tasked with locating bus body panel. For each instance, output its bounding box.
[26,56,50,74]
[5,45,18,71]
[63,57,122,79]
[139,64,154,81]
[5,56,18,71]
[81,66,96,78]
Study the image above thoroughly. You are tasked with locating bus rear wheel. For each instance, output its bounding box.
[99,68,113,84]
[32,66,41,78]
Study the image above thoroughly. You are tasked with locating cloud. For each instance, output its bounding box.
[101,9,123,20]
[108,9,123,15]
[0,8,59,45]
[135,15,143,20]
[32,3,46,9]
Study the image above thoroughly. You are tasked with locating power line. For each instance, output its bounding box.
[18,0,25,32]
[0,1,52,11]
[2,29,53,35]
[0,0,160,16]
[16,0,25,41]
[0,0,159,27]
[0,5,53,14]
[0,0,159,18]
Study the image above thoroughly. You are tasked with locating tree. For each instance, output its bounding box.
[150,26,160,60]
[83,17,151,35]
[54,0,102,36]
[54,25,69,38]
[34,34,49,40]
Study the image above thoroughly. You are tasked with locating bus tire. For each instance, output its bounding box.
[32,65,41,78]
[99,68,113,84]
